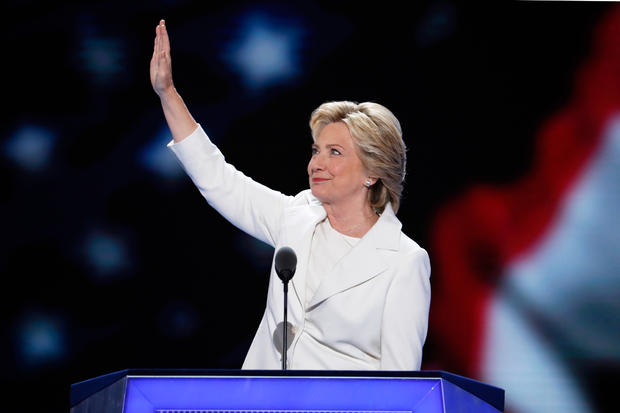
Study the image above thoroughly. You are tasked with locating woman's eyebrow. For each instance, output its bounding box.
[311,143,345,150]
[311,143,344,147]
[314,143,344,148]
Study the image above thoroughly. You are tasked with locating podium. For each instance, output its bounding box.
[70,369,504,413]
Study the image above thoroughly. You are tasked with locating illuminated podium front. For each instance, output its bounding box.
[70,370,505,413]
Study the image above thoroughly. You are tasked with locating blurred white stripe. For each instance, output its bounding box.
[482,114,620,412]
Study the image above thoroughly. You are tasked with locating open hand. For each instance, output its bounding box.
[150,19,174,96]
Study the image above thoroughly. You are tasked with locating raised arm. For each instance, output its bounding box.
[152,19,299,246]
[150,19,197,142]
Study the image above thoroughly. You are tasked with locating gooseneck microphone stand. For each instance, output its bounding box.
[274,247,297,371]
[282,279,289,370]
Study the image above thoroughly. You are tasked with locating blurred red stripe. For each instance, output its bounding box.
[427,4,620,377]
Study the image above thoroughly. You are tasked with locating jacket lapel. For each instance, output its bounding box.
[281,200,326,311]
[307,203,402,308]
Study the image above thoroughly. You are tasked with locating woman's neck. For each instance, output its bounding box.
[322,202,379,238]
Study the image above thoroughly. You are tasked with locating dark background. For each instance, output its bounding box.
[1,1,617,412]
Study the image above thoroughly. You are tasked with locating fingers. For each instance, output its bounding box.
[153,32,159,60]
[152,20,168,63]
[153,25,160,58]
[157,23,162,55]
[161,21,170,54]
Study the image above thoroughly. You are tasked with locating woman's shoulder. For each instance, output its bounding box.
[393,228,429,269]
[399,232,425,254]
[398,232,431,275]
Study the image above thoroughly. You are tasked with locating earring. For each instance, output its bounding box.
[364,179,372,188]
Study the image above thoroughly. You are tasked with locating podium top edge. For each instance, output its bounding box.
[71,369,498,388]
[70,369,504,411]
[72,368,490,379]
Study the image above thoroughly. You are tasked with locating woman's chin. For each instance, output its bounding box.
[310,187,329,203]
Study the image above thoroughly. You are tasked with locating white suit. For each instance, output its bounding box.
[168,125,431,370]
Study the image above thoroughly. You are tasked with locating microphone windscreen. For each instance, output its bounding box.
[275,246,297,282]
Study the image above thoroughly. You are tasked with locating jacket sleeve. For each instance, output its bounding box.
[167,124,295,247]
[380,247,431,370]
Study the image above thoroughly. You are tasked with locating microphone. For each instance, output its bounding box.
[275,246,297,283]
[274,246,297,370]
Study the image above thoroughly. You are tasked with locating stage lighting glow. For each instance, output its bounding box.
[139,126,185,178]
[4,125,55,172]
[415,1,456,48]
[222,13,303,90]
[16,313,65,367]
[84,230,130,277]
[78,36,124,84]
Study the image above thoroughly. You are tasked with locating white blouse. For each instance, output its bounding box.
[305,218,361,308]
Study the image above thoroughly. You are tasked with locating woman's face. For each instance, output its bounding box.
[307,122,368,207]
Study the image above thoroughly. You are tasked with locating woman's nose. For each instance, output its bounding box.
[309,154,324,172]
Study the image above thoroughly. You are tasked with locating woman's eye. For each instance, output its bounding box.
[331,148,341,155]
[311,148,318,155]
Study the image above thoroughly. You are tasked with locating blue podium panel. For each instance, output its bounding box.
[125,376,443,413]
[70,370,504,413]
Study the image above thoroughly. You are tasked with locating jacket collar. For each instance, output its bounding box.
[365,202,402,251]
[283,192,402,310]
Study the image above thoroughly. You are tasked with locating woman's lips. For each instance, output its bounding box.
[312,178,329,183]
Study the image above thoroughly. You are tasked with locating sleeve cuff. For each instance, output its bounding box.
[166,123,203,149]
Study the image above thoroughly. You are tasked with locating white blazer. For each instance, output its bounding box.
[168,124,431,370]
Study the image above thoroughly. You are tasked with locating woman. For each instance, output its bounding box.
[151,19,431,370]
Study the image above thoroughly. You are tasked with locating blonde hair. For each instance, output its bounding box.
[309,101,407,214]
